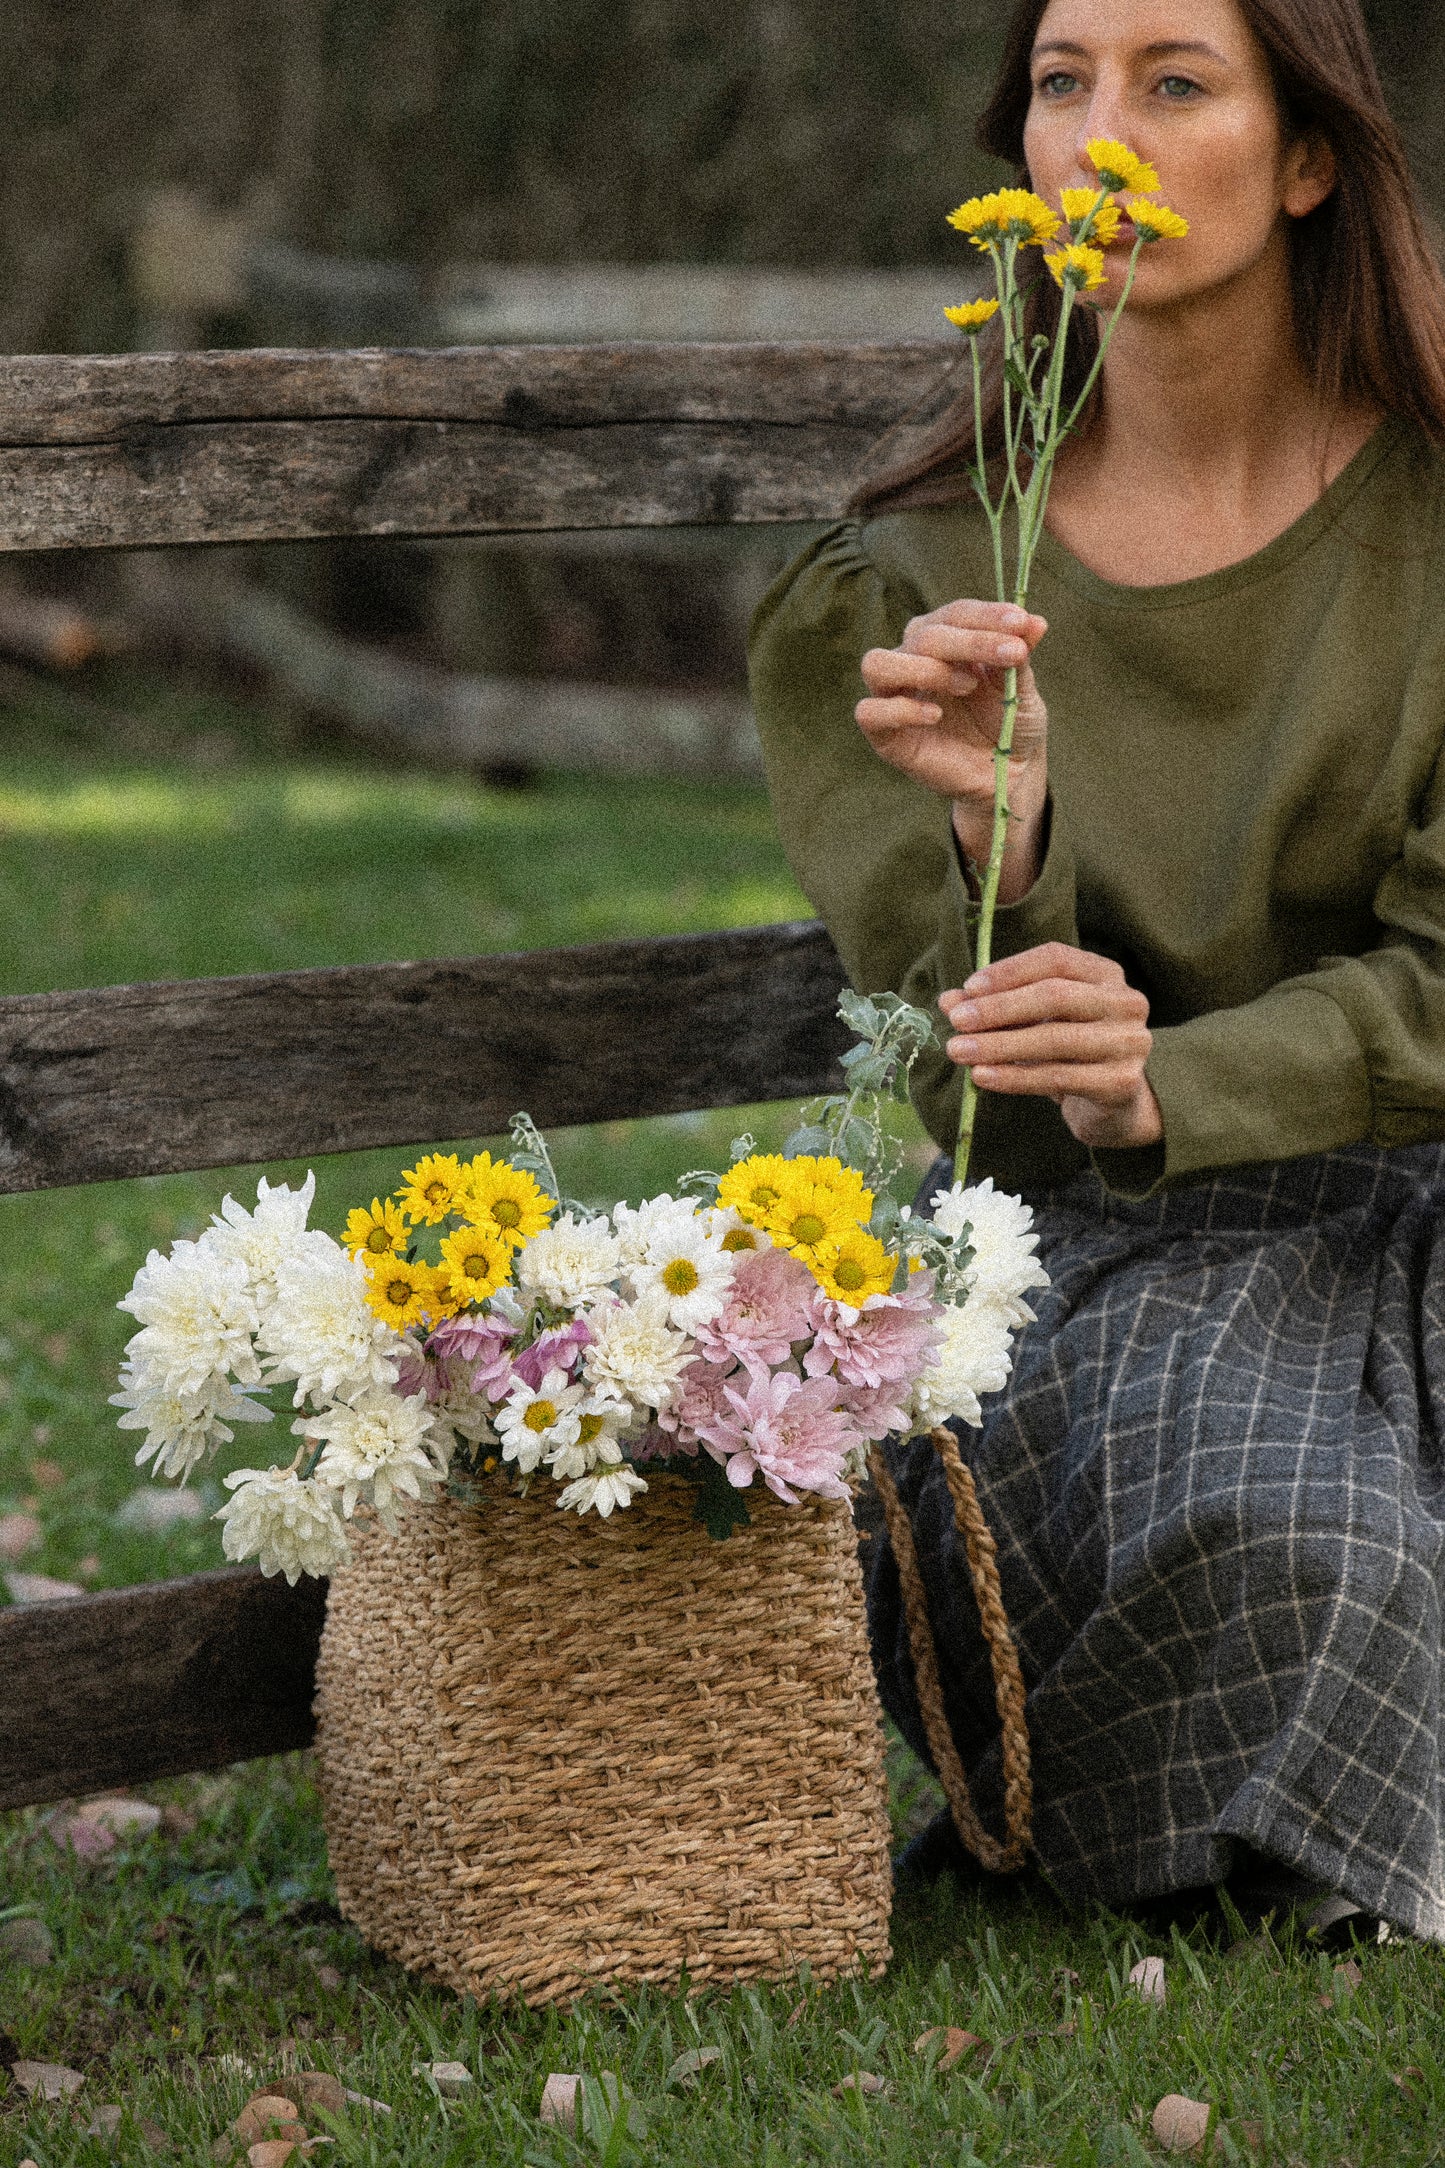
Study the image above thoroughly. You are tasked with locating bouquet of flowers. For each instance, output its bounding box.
[112,992,1048,1583]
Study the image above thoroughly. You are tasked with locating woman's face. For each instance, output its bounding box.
[1022,0,1334,312]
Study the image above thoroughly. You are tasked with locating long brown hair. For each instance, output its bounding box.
[850,0,1445,517]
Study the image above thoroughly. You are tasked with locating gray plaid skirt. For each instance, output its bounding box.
[868,1142,1445,1939]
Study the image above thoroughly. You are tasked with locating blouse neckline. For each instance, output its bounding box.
[1032,414,1408,613]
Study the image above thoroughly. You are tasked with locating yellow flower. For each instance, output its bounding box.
[363,1254,450,1331]
[1045,243,1107,293]
[810,1229,898,1305]
[947,187,1060,251]
[788,1154,874,1227]
[764,1177,860,1262]
[1060,187,1122,245]
[717,1153,797,1227]
[463,1152,553,1249]
[1124,198,1189,242]
[342,1196,411,1262]
[1086,138,1159,194]
[439,1225,513,1305]
[943,297,1001,334]
[397,1152,468,1226]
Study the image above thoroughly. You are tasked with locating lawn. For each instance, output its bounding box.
[2,685,1442,2166]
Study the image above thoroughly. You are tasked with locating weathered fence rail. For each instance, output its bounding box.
[0,340,914,1809]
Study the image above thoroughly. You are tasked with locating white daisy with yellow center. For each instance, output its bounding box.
[544,1394,632,1483]
[616,1199,736,1334]
[494,1366,587,1475]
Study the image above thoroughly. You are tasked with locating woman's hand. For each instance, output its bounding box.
[857,599,1051,901]
[940,943,1163,1151]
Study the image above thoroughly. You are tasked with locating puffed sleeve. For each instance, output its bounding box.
[748,520,1083,1163]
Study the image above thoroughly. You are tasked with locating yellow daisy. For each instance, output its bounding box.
[717,1153,797,1227]
[790,1154,875,1227]
[363,1254,450,1332]
[943,297,1001,334]
[439,1225,514,1306]
[342,1195,411,1262]
[397,1152,468,1226]
[764,1177,860,1263]
[463,1152,553,1248]
[810,1229,898,1306]
[1044,243,1107,293]
[1124,198,1189,242]
[1060,187,1122,245]
[947,187,1060,251]
[1086,138,1159,194]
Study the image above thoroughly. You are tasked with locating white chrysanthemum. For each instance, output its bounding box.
[545,1397,632,1482]
[201,1172,318,1319]
[118,1238,263,1396]
[557,1463,648,1517]
[257,1233,404,1407]
[301,1386,443,1532]
[111,1359,272,1482]
[424,1383,494,1461]
[215,1466,351,1584]
[623,1212,734,1334]
[611,1194,696,1272]
[494,1366,587,1474]
[515,1213,621,1310]
[581,1288,691,1414]
[907,1298,1015,1433]
[930,1177,1050,1327]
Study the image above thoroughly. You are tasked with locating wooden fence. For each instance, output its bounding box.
[0,339,953,1811]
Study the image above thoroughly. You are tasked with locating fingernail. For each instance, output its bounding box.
[953,1036,978,1059]
[997,639,1027,663]
[964,971,988,993]
[954,1001,979,1027]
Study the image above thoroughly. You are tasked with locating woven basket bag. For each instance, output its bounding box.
[313,1471,894,2006]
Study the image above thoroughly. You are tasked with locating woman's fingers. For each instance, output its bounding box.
[859,648,979,708]
[941,973,1148,1035]
[971,1060,1149,1106]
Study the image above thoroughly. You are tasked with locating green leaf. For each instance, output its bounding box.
[869,1194,901,1239]
[784,1124,835,1159]
[837,988,884,1036]
[689,1452,752,1540]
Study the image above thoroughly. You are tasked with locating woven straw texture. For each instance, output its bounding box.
[314,1473,893,2006]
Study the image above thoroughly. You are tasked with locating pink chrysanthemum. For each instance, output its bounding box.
[716,1368,856,1504]
[803,1270,943,1392]
[427,1313,516,1400]
[693,1244,816,1375]
[656,1353,740,1453]
[511,1318,592,1391]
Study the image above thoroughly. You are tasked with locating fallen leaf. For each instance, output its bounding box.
[1151,2094,1212,2153]
[28,1448,61,1477]
[913,2026,986,2073]
[4,1570,84,1604]
[416,2060,472,2096]
[666,2046,722,2089]
[293,2073,347,2117]
[1392,2066,1426,2097]
[12,2059,85,2100]
[314,1965,342,1993]
[232,2095,302,2143]
[539,2073,580,2129]
[0,1917,54,1967]
[1129,1956,1167,2006]
[785,1998,808,2028]
[1052,1967,1082,2000]
[0,1512,40,1561]
[1334,1959,1363,1993]
[340,2087,390,2115]
[1236,2120,1264,2153]
[1054,2020,1078,2039]
[832,2071,886,2097]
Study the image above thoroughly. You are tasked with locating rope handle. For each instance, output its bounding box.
[867,1427,1033,1873]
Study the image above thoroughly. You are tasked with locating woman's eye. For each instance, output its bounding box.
[1036,70,1081,97]
[1158,73,1202,99]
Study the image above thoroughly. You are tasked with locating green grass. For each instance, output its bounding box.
[2,687,1443,2164]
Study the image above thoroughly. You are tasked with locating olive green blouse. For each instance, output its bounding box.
[747,417,1445,1198]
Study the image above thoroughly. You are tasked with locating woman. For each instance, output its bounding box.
[749,0,1445,1941]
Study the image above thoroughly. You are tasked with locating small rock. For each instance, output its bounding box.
[86,2105,124,2138]
[28,1452,62,1482]
[115,1487,208,1532]
[137,2118,176,2154]
[539,2073,581,2129]
[0,1512,41,1561]
[4,1570,84,1603]
[666,2045,722,2089]
[1129,1955,1167,2006]
[247,2146,299,2168]
[341,2086,390,2115]
[832,2071,886,2097]
[417,2060,473,2096]
[314,1965,342,1993]
[75,1797,164,1838]
[0,1917,54,1967]
[294,2072,346,2117]
[12,2058,85,2099]
[1152,2094,1213,2153]
[232,2095,302,2143]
